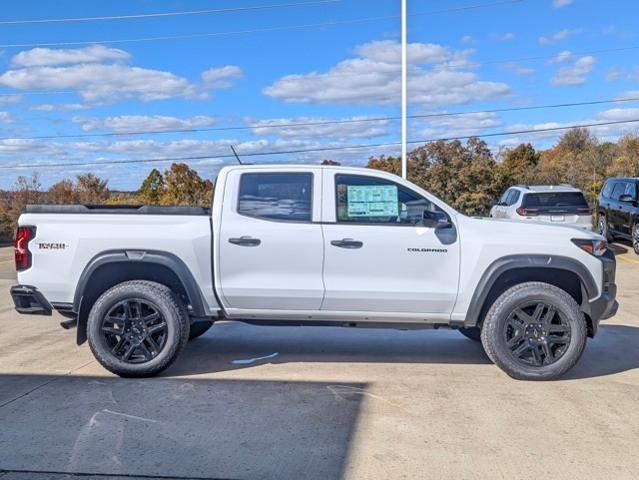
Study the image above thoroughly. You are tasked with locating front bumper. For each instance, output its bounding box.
[10,285,52,316]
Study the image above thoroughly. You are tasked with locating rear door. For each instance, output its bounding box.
[609,182,627,234]
[618,182,637,236]
[217,169,324,311]
[320,170,460,318]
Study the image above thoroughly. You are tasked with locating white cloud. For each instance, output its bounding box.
[499,107,639,147]
[0,45,242,104]
[602,25,617,35]
[0,112,13,123]
[0,95,22,105]
[73,115,218,133]
[553,0,575,8]
[412,112,502,139]
[29,103,88,112]
[605,67,626,82]
[11,45,130,67]
[547,50,573,64]
[246,116,392,140]
[263,40,509,106]
[550,55,596,86]
[617,90,639,100]
[538,28,583,46]
[461,35,474,44]
[492,32,515,41]
[0,63,205,102]
[502,63,536,76]
[201,65,244,88]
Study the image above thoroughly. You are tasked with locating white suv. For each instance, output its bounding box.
[491,185,593,231]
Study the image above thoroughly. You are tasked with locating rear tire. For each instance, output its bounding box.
[481,282,587,381]
[189,320,214,340]
[87,280,190,378]
[599,214,613,242]
[632,223,639,255]
[458,327,481,342]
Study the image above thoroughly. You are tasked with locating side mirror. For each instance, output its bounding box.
[619,194,635,203]
[422,210,452,229]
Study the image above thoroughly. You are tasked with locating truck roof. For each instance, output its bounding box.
[513,184,582,194]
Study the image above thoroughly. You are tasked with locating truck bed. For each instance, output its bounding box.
[25,204,211,215]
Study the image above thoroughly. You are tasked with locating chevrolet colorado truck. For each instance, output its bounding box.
[10,165,618,380]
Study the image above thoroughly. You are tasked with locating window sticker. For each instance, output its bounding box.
[347,185,398,217]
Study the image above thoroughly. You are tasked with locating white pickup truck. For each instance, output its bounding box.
[10,165,618,380]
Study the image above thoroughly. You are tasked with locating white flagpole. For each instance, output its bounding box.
[401,0,407,179]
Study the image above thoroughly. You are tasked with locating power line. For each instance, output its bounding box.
[2,118,638,171]
[0,1,341,25]
[0,0,522,49]
[1,96,638,142]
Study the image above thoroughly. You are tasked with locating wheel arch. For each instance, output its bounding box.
[465,255,598,337]
[74,250,209,345]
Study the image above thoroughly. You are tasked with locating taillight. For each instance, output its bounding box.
[516,208,539,217]
[577,207,592,215]
[15,226,36,271]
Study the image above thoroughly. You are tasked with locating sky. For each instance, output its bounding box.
[0,0,638,189]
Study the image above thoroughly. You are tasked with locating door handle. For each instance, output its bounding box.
[228,236,261,247]
[331,238,363,249]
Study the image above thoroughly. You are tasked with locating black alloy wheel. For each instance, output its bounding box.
[504,301,571,367]
[101,299,168,363]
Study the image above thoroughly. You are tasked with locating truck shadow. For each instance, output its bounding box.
[169,321,639,381]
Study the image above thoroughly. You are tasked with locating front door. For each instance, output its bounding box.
[217,169,324,311]
[320,171,460,318]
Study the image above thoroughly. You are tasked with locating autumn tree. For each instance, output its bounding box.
[75,173,109,204]
[495,143,540,190]
[138,168,165,205]
[48,179,79,204]
[607,133,639,177]
[160,163,213,206]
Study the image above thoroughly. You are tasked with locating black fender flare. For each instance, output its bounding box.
[464,254,598,327]
[74,249,210,344]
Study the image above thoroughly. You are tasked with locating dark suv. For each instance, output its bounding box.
[598,177,639,254]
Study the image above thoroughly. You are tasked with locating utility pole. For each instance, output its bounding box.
[401,0,408,179]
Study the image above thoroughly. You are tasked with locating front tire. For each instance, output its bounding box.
[87,280,190,378]
[632,223,639,255]
[480,282,587,381]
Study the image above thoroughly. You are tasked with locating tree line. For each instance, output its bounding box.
[1,128,638,242]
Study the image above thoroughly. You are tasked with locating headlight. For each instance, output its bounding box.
[572,238,608,257]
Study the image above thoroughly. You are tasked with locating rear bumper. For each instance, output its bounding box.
[585,249,618,334]
[10,285,53,316]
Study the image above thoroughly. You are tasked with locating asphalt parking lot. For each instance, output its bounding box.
[0,245,638,480]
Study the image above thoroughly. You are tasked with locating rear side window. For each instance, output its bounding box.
[506,190,521,206]
[521,192,588,209]
[601,181,614,199]
[238,172,312,222]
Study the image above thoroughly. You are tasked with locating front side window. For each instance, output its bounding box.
[335,174,441,225]
[611,182,626,200]
[238,172,312,221]
[624,182,637,199]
